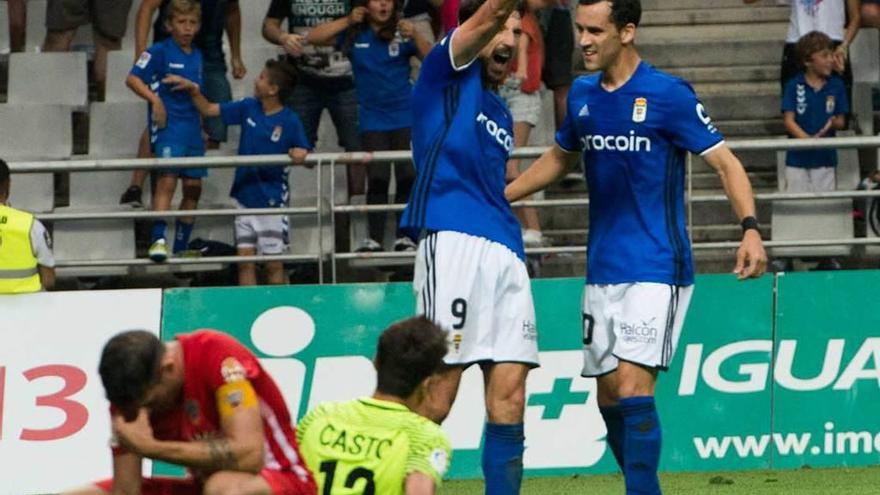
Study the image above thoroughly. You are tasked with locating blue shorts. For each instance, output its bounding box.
[155,141,207,179]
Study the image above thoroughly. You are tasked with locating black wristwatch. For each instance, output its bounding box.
[741,216,759,234]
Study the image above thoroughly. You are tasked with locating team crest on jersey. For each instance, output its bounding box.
[220,357,246,383]
[826,95,836,114]
[430,448,449,475]
[632,97,648,123]
[271,125,283,142]
[136,51,151,68]
[389,42,400,57]
[578,104,590,117]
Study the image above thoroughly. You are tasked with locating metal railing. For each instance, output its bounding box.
[9,135,880,283]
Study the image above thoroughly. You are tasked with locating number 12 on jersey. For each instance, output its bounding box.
[320,460,376,495]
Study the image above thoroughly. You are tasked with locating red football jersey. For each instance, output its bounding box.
[115,330,313,485]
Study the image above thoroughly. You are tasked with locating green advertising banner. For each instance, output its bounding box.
[159,274,777,478]
[774,271,880,469]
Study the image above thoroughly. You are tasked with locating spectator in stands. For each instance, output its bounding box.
[0,159,55,293]
[500,0,546,248]
[863,0,880,27]
[120,0,247,207]
[263,0,370,251]
[307,0,431,252]
[126,0,205,263]
[777,30,849,271]
[6,0,25,53]
[42,0,135,101]
[746,0,859,102]
[539,0,574,130]
[166,58,313,285]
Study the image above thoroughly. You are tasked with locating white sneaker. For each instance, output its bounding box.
[393,236,417,252]
[148,239,169,262]
[522,229,545,248]
[355,238,382,253]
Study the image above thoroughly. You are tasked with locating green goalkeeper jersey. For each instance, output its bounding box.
[297,397,451,495]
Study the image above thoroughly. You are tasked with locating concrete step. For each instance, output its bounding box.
[641,0,776,10]
[692,148,779,172]
[642,7,789,26]
[692,80,778,96]
[639,23,787,43]
[663,65,779,84]
[640,39,784,68]
[702,91,780,120]
[714,118,786,136]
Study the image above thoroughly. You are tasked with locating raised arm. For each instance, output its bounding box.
[451,0,521,67]
[306,8,365,46]
[702,144,767,279]
[505,144,581,202]
[263,0,306,56]
[399,19,433,59]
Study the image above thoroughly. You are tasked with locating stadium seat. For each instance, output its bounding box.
[0,104,72,213]
[8,51,88,108]
[105,50,141,102]
[231,45,284,100]
[771,150,855,259]
[289,166,333,259]
[90,101,148,158]
[52,214,135,278]
[239,0,275,50]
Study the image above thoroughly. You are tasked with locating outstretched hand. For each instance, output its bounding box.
[162,74,198,95]
[733,229,767,280]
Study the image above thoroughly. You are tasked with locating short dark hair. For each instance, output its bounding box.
[458,0,525,25]
[374,317,448,398]
[578,0,641,30]
[264,58,298,101]
[99,330,165,414]
[0,159,9,197]
[796,31,834,69]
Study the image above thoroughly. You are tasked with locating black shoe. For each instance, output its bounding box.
[120,186,143,207]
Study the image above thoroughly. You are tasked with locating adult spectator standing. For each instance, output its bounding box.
[42,0,135,100]
[539,0,575,130]
[263,0,369,250]
[6,0,26,53]
[507,0,766,492]
[746,0,859,99]
[0,159,55,294]
[399,0,537,493]
[62,329,316,495]
[863,0,880,27]
[120,0,247,207]
[297,317,452,495]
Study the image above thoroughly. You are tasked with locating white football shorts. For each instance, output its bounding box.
[581,282,693,376]
[414,230,539,367]
[234,211,289,255]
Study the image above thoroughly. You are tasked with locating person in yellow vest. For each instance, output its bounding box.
[0,159,55,294]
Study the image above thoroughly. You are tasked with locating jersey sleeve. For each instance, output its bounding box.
[286,114,313,151]
[781,78,797,113]
[405,423,452,487]
[220,98,250,126]
[295,403,327,445]
[193,332,263,418]
[418,29,477,89]
[30,219,55,268]
[129,44,163,85]
[833,77,849,115]
[666,80,724,156]
[555,95,581,153]
[266,0,290,21]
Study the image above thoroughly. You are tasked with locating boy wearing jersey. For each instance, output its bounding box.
[166,58,313,286]
[398,0,535,492]
[63,330,316,495]
[505,1,767,493]
[127,0,206,263]
[297,317,451,495]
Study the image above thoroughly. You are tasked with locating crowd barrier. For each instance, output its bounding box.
[1,271,879,494]
[8,137,880,282]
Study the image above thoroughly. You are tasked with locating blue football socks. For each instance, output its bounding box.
[482,422,524,495]
[600,404,625,469]
[620,396,662,495]
[150,219,167,244]
[173,220,194,253]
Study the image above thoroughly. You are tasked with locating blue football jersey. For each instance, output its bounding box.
[556,62,724,286]
[346,29,417,132]
[781,73,849,168]
[400,30,524,259]
[220,97,312,208]
[130,38,204,149]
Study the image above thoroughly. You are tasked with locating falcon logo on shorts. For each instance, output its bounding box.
[522,321,537,341]
[619,318,658,344]
[220,357,247,383]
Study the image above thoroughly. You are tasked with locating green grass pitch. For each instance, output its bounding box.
[443,466,880,494]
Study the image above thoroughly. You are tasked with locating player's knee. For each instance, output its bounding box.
[182,182,202,201]
[487,388,526,423]
[202,476,242,495]
[615,380,655,399]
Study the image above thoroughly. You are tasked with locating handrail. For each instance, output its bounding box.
[9,135,880,280]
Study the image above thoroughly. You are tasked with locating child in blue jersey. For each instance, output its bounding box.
[778,30,848,271]
[507,1,767,494]
[306,0,432,252]
[166,58,313,286]
[127,0,205,263]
